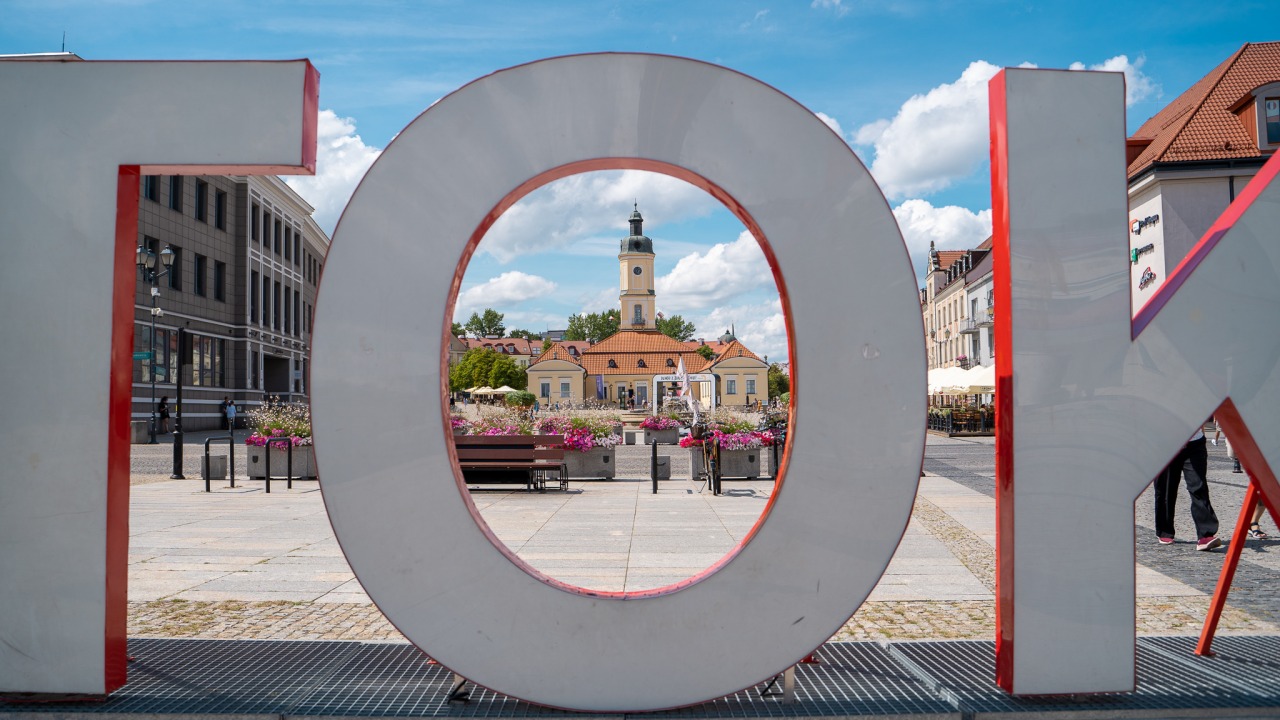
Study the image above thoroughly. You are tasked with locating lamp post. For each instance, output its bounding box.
[137,244,175,444]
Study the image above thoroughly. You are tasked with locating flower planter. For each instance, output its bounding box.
[718,448,761,479]
[562,446,615,480]
[247,445,316,479]
[643,427,679,445]
[685,446,761,479]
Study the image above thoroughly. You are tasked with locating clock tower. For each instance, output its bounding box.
[619,203,656,330]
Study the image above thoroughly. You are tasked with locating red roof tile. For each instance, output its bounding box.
[710,339,763,365]
[528,342,583,368]
[1129,42,1280,178]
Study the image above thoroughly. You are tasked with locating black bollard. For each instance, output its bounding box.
[651,440,658,494]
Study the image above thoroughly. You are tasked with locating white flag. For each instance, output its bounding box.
[677,356,690,397]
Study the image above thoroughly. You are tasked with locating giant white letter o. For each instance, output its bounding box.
[311,53,925,712]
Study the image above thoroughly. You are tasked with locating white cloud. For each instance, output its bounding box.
[656,231,774,311]
[740,9,772,30]
[1068,54,1160,107]
[854,54,1156,202]
[284,109,382,236]
[814,111,846,140]
[456,271,557,319]
[690,298,789,363]
[811,0,850,16]
[479,170,718,263]
[892,199,992,278]
[855,60,1002,200]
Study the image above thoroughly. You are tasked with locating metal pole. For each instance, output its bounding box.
[287,442,294,490]
[171,327,186,478]
[264,440,271,493]
[228,431,235,487]
[651,440,658,494]
[148,289,158,444]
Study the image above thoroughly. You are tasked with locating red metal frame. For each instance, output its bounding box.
[987,68,1016,693]
[1197,469,1280,655]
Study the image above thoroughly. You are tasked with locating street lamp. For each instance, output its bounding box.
[137,244,175,444]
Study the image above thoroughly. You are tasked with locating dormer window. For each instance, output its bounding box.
[568,346,578,356]
[637,359,647,368]
[1239,82,1280,149]
[1267,97,1280,144]
[607,359,617,368]
[666,358,676,367]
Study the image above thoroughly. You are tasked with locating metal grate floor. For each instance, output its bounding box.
[3,637,1280,718]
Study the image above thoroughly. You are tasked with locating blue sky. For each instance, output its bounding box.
[3,0,1272,360]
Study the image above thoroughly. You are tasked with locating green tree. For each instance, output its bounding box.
[453,347,500,389]
[451,321,465,337]
[488,354,527,390]
[655,314,696,341]
[767,363,790,399]
[507,328,538,340]
[505,390,537,408]
[564,308,620,343]
[695,344,716,361]
[541,338,554,354]
[464,308,505,338]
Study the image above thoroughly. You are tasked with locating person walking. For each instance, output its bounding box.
[219,396,230,430]
[225,400,237,432]
[157,395,170,434]
[1212,420,1243,473]
[1155,424,1221,550]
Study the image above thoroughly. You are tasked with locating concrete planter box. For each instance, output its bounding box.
[201,455,227,480]
[687,446,761,479]
[562,446,615,480]
[719,448,761,479]
[247,445,316,478]
[643,428,679,445]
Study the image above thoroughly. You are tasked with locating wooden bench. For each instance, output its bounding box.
[455,435,567,492]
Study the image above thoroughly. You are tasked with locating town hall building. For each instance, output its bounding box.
[527,207,768,410]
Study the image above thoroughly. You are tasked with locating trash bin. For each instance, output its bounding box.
[655,455,670,480]
[202,455,228,480]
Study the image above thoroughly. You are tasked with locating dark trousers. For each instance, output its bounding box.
[1154,437,1219,539]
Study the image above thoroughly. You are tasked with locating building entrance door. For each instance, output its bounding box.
[263,355,291,401]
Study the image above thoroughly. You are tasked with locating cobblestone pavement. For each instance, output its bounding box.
[126,432,1280,642]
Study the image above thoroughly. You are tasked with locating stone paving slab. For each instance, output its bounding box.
[121,436,1280,644]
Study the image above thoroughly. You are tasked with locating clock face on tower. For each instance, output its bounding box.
[633,266,642,275]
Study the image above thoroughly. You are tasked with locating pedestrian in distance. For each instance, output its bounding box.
[225,400,237,432]
[1155,423,1222,551]
[219,396,230,430]
[158,395,170,434]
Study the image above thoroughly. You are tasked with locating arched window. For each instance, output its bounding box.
[666,358,676,367]
[607,359,617,368]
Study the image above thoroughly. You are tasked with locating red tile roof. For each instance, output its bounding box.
[528,342,583,368]
[710,339,763,365]
[1128,42,1280,178]
[463,337,538,355]
[934,250,966,271]
[579,330,711,376]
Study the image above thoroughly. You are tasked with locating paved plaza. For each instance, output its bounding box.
[124,432,1280,643]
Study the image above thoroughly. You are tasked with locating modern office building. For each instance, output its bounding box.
[132,173,328,432]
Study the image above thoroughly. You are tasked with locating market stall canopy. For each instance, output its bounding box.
[471,386,496,395]
[963,365,995,393]
[463,386,481,393]
[927,366,970,394]
[492,385,518,394]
